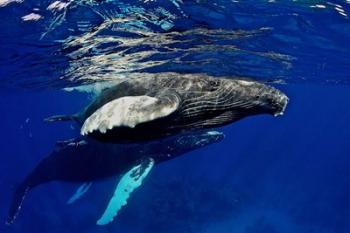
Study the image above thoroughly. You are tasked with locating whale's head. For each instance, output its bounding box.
[251,82,289,117]
[230,79,289,118]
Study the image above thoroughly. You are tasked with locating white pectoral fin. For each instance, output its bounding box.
[96,158,155,225]
[81,91,180,136]
[67,182,93,205]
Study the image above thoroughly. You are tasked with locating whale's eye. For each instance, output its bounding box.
[208,80,219,91]
[255,95,260,99]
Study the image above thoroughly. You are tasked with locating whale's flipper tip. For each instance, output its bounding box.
[44,114,78,123]
[67,182,93,205]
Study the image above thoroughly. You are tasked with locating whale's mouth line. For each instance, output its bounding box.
[274,94,289,117]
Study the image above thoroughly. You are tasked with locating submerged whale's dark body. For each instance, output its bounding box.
[47,73,288,142]
[6,131,224,225]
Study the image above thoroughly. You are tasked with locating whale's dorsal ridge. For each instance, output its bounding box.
[81,90,180,136]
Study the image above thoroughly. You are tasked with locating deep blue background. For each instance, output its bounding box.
[1,84,350,233]
[1,0,350,233]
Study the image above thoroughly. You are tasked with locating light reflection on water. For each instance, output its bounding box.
[0,0,349,89]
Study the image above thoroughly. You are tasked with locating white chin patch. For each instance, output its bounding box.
[81,95,178,136]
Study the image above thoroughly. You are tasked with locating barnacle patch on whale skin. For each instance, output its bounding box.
[81,94,179,136]
[97,158,154,225]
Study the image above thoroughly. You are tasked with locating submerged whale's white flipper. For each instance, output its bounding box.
[97,158,155,225]
[81,91,180,136]
[67,182,93,205]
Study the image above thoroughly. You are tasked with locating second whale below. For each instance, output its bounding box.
[6,131,224,225]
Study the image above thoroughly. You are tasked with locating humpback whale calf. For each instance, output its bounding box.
[6,131,224,225]
[45,73,288,142]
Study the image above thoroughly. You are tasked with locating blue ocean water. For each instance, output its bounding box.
[1,0,350,233]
